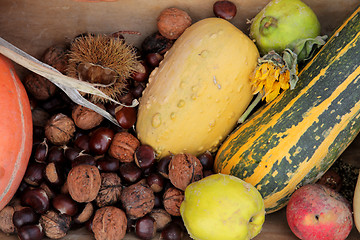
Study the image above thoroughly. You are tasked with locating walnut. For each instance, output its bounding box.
[25,73,57,101]
[72,103,105,130]
[41,44,69,74]
[92,206,127,240]
[0,205,16,234]
[96,172,122,207]
[168,153,203,191]
[45,113,76,145]
[157,8,192,39]
[40,210,71,239]
[108,132,140,162]
[149,208,172,231]
[163,187,184,216]
[120,180,155,219]
[67,164,101,203]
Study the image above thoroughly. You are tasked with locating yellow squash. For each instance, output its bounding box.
[136,17,259,158]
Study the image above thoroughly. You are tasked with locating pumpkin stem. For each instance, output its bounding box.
[238,92,263,124]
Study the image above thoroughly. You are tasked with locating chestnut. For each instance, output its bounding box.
[146,173,165,193]
[146,53,163,68]
[135,145,156,169]
[47,146,66,164]
[157,155,172,178]
[21,188,50,214]
[52,194,78,216]
[160,221,184,240]
[132,61,150,82]
[119,162,142,184]
[73,202,94,225]
[197,151,214,170]
[131,82,146,99]
[44,162,64,186]
[71,154,96,168]
[74,134,91,152]
[33,139,48,163]
[213,0,237,20]
[115,106,137,129]
[23,162,46,186]
[96,156,120,172]
[13,207,40,229]
[89,127,115,155]
[17,224,44,240]
[63,146,82,162]
[135,215,157,240]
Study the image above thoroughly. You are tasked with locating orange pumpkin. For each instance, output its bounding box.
[0,55,33,210]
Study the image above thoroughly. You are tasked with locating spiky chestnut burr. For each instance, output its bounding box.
[67,34,139,103]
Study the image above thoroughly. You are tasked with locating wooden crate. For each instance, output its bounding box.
[0,0,359,239]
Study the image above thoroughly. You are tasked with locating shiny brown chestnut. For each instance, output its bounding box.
[119,162,142,184]
[47,146,66,164]
[23,162,46,186]
[74,134,91,153]
[157,155,173,179]
[132,61,150,82]
[197,151,214,170]
[21,188,50,214]
[160,221,184,240]
[52,194,78,216]
[145,53,163,68]
[17,224,44,240]
[96,156,120,172]
[213,0,237,20]
[89,127,115,155]
[115,106,137,129]
[135,145,156,169]
[13,207,40,229]
[146,173,165,193]
[33,139,48,163]
[135,215,157,240]
[71,154,96,168]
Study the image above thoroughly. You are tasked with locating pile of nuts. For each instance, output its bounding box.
[0,2,239,240]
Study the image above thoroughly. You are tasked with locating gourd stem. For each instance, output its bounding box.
[238,93,263,124]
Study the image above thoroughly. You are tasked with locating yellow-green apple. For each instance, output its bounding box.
[249,0,320,56]
[286,184,353,240]
[180,173,265,240]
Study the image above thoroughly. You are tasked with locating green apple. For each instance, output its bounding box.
[249,0,321,55]
[180,173,265,240]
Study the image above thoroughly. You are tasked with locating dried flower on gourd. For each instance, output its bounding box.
[67,34,139,103]
[250,50,298,103]
[238,49,298,123]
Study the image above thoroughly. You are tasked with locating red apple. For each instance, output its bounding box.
[286,184,353,240]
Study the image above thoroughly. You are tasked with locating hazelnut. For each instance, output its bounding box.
[92,206,127,240]
[96,172,122,207]
[72,103,105,130]
[24,73,57,101]
[120,180,155,219]
[0,205,16,234]
[67,164,102,203]
[149,208,172,231]
[163,187,184,216]
[40,210,71,239]
[45,113,76,145]
[108,132,140,162]
[157,7,192,39]
[168,153,203,191]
